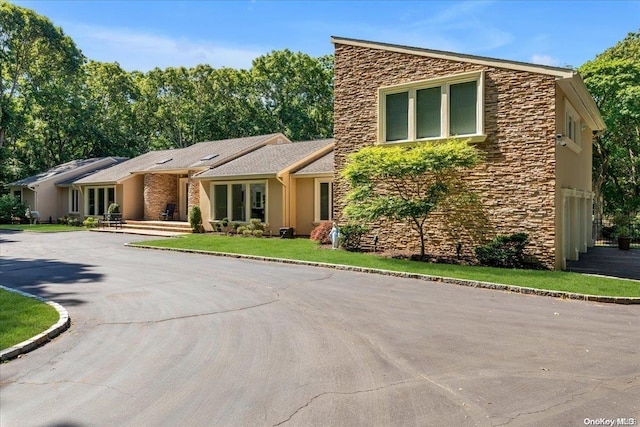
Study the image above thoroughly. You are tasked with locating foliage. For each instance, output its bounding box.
[189,205,203,232]
[579,31,640,217]
[0,194,27,224]
[82,216,98,228]
[0,4,334,190]
[234,218,266,237]
[474,233,530,268]
[133,234,640,297]
[310,221,333,244]
[342,139,481,257]
[339,223,369,252]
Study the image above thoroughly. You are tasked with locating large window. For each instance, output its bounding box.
[315,178,333,223]
[212,181,267,223]
[70,189,80,213]
[86,186,115,216]
[379,71,484,143]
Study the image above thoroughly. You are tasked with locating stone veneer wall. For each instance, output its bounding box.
[188,170,200,215]
[144,173,178,220]
[333,43,557,268]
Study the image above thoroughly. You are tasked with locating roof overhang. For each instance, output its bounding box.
[195,173,276,181]
[557,75,606,131]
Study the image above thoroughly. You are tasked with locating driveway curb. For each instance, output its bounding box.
[126,244,640,305]
[0,285,71,361]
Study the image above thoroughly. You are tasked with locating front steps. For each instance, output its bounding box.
[92,220,192,236]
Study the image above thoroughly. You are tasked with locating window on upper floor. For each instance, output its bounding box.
[379,71,485,144]
[565,100,581,146]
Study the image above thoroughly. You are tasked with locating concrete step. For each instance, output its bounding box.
[121,220,193,234]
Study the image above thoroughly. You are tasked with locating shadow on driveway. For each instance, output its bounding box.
[0,258,103,306]
[566,246,640,281]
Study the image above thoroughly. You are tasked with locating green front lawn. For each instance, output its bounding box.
[0,289,59,351]
[0,224,85,232]
[133,234,640,298]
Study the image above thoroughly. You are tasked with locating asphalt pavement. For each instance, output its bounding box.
[0,230,638,426]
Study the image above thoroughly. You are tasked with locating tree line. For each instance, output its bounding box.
[2,3,640,221]
[0,2,333,188]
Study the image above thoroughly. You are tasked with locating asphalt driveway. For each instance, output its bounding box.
[0,231,638,426]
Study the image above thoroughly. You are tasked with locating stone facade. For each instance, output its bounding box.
[188,170,200,216]
[144,173,178,220]
[333,43,557,268]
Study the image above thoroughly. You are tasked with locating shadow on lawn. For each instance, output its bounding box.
[0,257,103,306]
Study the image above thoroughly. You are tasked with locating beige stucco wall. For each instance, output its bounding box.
[267,178,284,233]
[554,87,594,269]
[294,177,316,236]
[334,43,558,268]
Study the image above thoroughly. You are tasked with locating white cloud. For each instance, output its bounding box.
[63,23,266,71]
[530,54,561,67]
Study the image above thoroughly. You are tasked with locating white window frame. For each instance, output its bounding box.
[565,100,581,146]
[378,71,485,144]
[85,186,115,217]
[69,188,80,214]
[210,181,268,223]
[314,178,333,223]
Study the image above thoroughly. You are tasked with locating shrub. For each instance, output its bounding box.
[57,216,68,225]
[340,223,369,252]
[68,217,81,227]
[310,221,333,245]
[237,225,248,234]
[252,230,263,238]
[475,233,529,268]
[82,217,98,228]
[189,205,203,233]
[242,229,253,237]
[0,194,27,224]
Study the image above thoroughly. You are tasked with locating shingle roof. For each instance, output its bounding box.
[196,139,334,178]
[56,157,129,186]
[292,151,334,175]
[74,150,175,184]
[134,133,286,172]
[74,133,287,184]
[8,158,126,187]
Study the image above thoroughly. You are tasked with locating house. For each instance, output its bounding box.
[331,36,606,270]
[196,138,334,235]
[73,134,288,221]
[6,157,128,222]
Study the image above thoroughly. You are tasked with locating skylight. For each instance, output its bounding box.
[201,154,219,161]
[156,158,172,164]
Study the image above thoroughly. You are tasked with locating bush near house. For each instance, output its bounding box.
[474,233,532,268]
[339,223,369,252]
[189,205,203,233]
[0,194,27,224]
[310,221,333,245]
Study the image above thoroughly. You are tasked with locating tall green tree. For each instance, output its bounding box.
[342,139,480,257]
[580,30,640,218]
[0,2,83,149]
[252,50,333,141]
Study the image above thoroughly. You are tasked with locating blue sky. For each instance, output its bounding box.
[14,0,640,72]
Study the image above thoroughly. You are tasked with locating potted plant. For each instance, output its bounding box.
[617,225,632,250]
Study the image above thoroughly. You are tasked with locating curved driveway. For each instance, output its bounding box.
[0,231,638,426]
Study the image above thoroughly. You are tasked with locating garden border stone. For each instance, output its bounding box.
[126,244,640,305]
[0,284,71,361]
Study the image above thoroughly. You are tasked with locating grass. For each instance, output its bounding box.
[133,234,640,298]
[0,224,85,232]
[0,289,59,351]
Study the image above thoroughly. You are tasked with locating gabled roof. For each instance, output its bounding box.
[7,157,127,187]
[331,36,606,131]
[74,150,175,184]
[292,151,334,176]
[132,133,288,173]
[74,133,288,185]
[196,139,334,179]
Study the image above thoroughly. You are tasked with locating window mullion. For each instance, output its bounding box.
[408,89,416,141]
[442,84,449,138]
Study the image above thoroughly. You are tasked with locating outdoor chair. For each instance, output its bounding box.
[159,203,176,221]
